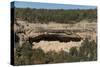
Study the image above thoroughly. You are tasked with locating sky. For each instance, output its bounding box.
[11,1,97,10]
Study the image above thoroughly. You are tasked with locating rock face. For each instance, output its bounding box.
[14,20,96,52]
[14,20,82,46]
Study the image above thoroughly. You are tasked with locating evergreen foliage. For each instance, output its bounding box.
[15,8,97,23]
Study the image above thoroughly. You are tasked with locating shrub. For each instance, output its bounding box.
[14,38,97,65]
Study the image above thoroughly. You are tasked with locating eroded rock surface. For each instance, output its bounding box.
[14,20,96,52]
